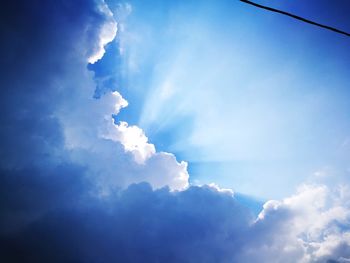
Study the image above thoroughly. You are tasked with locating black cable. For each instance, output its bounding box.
[240,0,350,37]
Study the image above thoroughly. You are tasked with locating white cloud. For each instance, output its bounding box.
[101,120,156,164]
[88,1,118,64]
[55,2,189,192]
[242,184,350,262]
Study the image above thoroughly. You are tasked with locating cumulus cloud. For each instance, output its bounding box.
[87,1,118,64]
[238,184,350,263]
[1,1,350,263]
[0,0,188,191]
[54,1,188,190]
[1,175,350,263]
[55,55,189,190]
[0,182,252,262]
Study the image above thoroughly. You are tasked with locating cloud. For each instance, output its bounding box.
[0,0,188,191]
[0,182,253,262]
[87,1,118,64]
[238,184,350,262]
[0,0,104,170]
[55,58,189,190]
[1,1,350,263]
[1,174,350,263]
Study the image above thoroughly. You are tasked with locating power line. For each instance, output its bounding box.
[240,0,350,37]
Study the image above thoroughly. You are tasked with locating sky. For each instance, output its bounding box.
[1,0,350,262]
[107,0,350,198]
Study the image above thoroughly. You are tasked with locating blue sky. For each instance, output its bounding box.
[101,0,350,198]
[1,0,350,262]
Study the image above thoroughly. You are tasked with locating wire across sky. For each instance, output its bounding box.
[240,0,350,37]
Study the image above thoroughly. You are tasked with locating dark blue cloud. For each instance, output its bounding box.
[0,182,253,263]
[0,165,88,234]
[0,0,108,169]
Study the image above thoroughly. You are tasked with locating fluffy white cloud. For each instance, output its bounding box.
[238,184,350,263]
[102,120,156,164]
[87,1,118,64]
[54,2,189,191]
